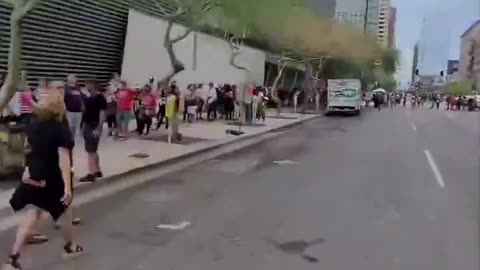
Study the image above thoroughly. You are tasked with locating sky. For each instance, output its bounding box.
[392,0,479,86]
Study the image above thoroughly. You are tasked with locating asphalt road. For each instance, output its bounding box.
[0,106,478,270]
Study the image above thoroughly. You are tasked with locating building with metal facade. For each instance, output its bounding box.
[334,0,366,31]
[387,6,395,48]
[0,0,174,84]
[310,0,336,18]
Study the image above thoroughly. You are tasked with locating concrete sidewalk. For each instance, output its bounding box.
[71,112,317,185]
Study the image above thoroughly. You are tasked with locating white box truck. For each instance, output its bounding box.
[326,79,362,116]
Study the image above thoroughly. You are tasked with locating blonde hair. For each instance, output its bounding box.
[32,81,66,121]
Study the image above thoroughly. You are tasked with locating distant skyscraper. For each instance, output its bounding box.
[364,0,391,49]
[334,0,367,31]
[387,7,396,48]
[365,0,379,36]
[418,12,451,76]
[411,42,419,82]
[310,0,336,18]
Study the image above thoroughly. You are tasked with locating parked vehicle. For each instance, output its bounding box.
[326,79,362,116]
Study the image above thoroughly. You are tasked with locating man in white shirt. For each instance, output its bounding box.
[206,82,218,120]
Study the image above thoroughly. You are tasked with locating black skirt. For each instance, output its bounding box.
[10,180,68,221]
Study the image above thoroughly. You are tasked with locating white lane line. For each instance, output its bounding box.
[424,149,445,188]
[409,121,417,132]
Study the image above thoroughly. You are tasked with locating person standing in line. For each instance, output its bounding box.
[224,84,234,121]
[139,85,156,135]
[186,97,197,124]
[216,85,225,119]
[106,73,120,137]
[155,82,169,130]
[206,82,217,121]
[5,83,83,270]
[195,83,205,120]
[18,86,35,125]
[182,84,194,122]
[105,92,118,137]
[165,85,180,143]
[184,84,196,124]
[64,75,84,138]
[78,81,106,183]
[115,81,136,140]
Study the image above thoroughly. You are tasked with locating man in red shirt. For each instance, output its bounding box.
[115,81,136,139]
[137,85,157,135]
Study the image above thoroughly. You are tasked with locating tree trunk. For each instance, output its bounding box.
[271,64,285,116]
[159,19,186,86]
[265,64,272,86]
[0,17,22,112]
[289,71,298,92]
[302,62,314,113]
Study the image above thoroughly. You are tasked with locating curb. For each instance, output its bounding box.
[73,115,321,195]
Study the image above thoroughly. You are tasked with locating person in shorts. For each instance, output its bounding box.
[79,81,106,183]
[115,81,135,139]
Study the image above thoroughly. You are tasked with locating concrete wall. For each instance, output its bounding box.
[121,9,266,89]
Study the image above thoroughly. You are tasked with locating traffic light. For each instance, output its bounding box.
[440,70,444,77]
[415,69,419,75]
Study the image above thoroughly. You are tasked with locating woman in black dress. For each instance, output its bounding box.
[5,81,83,270]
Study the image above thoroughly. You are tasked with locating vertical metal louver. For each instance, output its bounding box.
[0,0,174,86]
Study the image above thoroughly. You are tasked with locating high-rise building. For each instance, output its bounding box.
[365,0,379,36]
[365,0,391,48]
[411,42,419,82]
[376,0,390,48]
[310,0,336,18]
[458,19,480,88]
[334,0,367,31]
[387,7,396,48]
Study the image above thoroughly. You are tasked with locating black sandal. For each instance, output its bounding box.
[5,254,22,270]
[63,242,84,258]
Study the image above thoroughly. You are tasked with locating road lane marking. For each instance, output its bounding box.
[156,221,191,230]
[424,150,445,188]
[273,160,296,165]
[409,121,417,132]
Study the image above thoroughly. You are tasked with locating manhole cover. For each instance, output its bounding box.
[129,153,150,158]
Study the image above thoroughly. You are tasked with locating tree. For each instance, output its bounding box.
[444,81,473,96]
[152,0,222,86]
[0,0,42,112]
[380,48,399,75]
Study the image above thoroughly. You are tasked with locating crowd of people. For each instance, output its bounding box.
[366,90,479,112]
[0,72,276,269]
